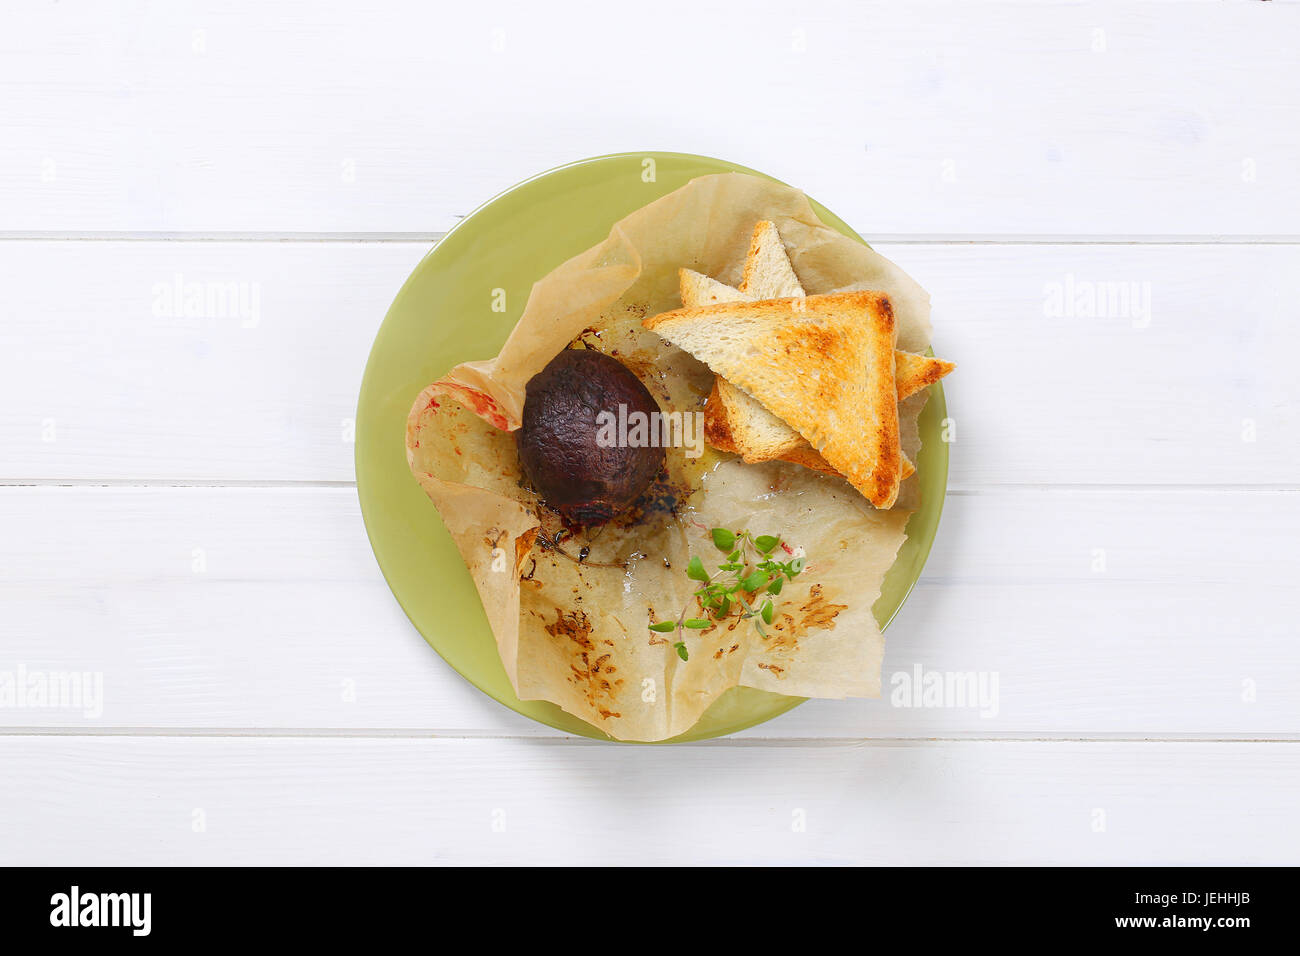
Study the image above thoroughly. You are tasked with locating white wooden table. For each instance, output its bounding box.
[3,0,1298,866]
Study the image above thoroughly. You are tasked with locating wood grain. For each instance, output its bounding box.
[2,736,1296,865]
[1,241,1296,484]
[1,1,1296,235]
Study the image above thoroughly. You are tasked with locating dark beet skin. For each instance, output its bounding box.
[516,349,665,526]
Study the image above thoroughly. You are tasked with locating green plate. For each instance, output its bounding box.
[356,152,948,743]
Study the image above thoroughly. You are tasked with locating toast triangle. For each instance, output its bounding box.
[680,267,939,480]
[646,291,903,508]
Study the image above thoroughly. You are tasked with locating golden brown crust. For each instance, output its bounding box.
[703,377,740,453]
[895,352,956,401]
[858,294,902,508]
[738,221,770,295]
[777,443,915,481]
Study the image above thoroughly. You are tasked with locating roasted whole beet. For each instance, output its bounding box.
[516,349,665,526]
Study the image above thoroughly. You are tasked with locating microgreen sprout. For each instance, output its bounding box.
[648,529,804,661]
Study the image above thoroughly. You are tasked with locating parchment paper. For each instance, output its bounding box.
[406,173,932,741]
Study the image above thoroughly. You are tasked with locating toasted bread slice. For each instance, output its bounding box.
[678,223,948,490]
[740,220,804,298]
[894,351,956,396]
[645,291,903,508]
[683,268,809,461]
[679,269,751,308]
[776,433,916,481]
[704,377,914,478]
[715,221,809,464]
[680,268,945,479]
[681,268,952,401]
[705,376,913,481]
[702,377,741,454]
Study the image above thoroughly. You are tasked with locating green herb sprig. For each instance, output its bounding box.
[649,529,804,661]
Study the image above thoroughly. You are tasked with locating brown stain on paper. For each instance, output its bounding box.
[544,607,624,721]
[761,584,849,678]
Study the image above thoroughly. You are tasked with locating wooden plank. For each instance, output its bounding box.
[1,240,1296,484]
[1,736,1296,864]
[0,241,422,481]
[2,486,1296,737]
[1,1,1296,235]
